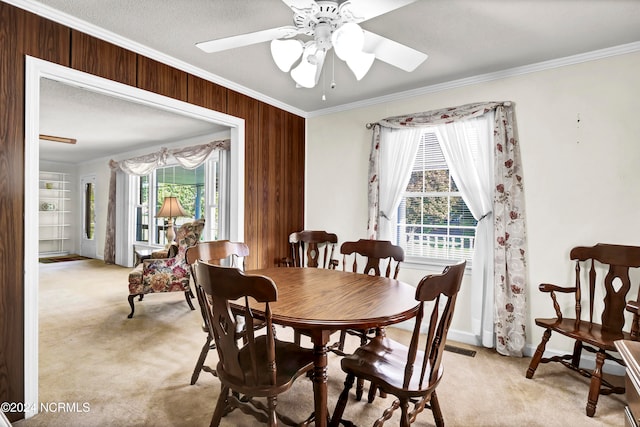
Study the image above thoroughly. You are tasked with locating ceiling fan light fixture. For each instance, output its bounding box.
[331,22,364,61]
[346,51,375,80]
[197,0,429,91]
[270,39,304,72]
[291,45,319,88]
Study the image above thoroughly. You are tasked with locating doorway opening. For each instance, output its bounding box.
[24,56,245,418]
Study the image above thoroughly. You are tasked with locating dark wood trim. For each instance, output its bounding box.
[70,30,137,86]
[227,89,264,270]
[0,4,25,422]
[187,74,228,113]
[22,11,70,65]
[136,56,188,101]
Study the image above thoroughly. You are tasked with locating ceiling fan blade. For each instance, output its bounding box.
[363,30,427,72]
[340,0,417,22]
[281,0,319,13]
[196,26,300,53]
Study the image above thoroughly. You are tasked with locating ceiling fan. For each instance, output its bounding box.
[196,0,428,89]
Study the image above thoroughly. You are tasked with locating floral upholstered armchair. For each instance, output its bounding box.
[127,218,205,318]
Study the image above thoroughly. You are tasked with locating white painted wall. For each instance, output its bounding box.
[306,51,640,355]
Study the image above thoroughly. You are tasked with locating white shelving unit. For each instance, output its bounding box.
[39,171,71,256]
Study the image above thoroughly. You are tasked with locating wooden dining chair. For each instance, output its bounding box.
[185,240,252,385]
[330,260,466,427]
[335,239,405,353]
[193,261,315,426]
[281,230,339,268]
[281,230,339,346]
[526,243,640,417]
[334,238,405,402]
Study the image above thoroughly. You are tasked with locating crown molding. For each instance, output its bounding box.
[307,40,640,118]
[5,0,308,117]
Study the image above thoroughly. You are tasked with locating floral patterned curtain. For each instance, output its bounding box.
[103,139,230,264]
[367,102,527,356]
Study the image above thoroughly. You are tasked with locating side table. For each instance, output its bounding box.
[133,248,153,266]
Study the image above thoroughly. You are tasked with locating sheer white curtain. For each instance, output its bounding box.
[377,127,422,241]
[436,114,495,347]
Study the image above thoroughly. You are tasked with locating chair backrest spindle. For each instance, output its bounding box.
[287,230,338,268]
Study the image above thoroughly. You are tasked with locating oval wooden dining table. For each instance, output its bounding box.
[245,267,420,427]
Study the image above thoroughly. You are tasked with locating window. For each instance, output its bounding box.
[134,153,224,247]
[396,131,477,262]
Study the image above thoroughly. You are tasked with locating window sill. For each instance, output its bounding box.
[403,257,473,272]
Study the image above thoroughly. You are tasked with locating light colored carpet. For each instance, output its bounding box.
[13,259,627,426]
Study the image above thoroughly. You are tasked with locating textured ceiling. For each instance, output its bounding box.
[13,0,640,163]
[25,0,640,113]
[39,79,228,164]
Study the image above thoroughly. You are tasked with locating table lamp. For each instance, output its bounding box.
[156,196,187,246]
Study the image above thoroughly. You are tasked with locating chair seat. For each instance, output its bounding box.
[128,258,191,295]
[217,336,314,396]
[534,317,630,350]
[341,335,442,398]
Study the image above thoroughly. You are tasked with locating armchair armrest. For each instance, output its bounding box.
[538,283,577,321]
[538,283,577,293]
[151,249,169,259]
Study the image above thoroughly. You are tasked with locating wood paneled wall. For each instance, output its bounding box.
[0,3,304,421]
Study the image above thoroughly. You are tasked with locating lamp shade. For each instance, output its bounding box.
[157,196,187,218]
[271,39,304,72]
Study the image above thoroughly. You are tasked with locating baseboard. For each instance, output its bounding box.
[446,329,482,347]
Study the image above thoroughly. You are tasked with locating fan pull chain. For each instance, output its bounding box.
[331,50,336,89]
[322,67,326,101]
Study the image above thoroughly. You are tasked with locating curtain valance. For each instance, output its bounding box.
[373,101,507,128]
